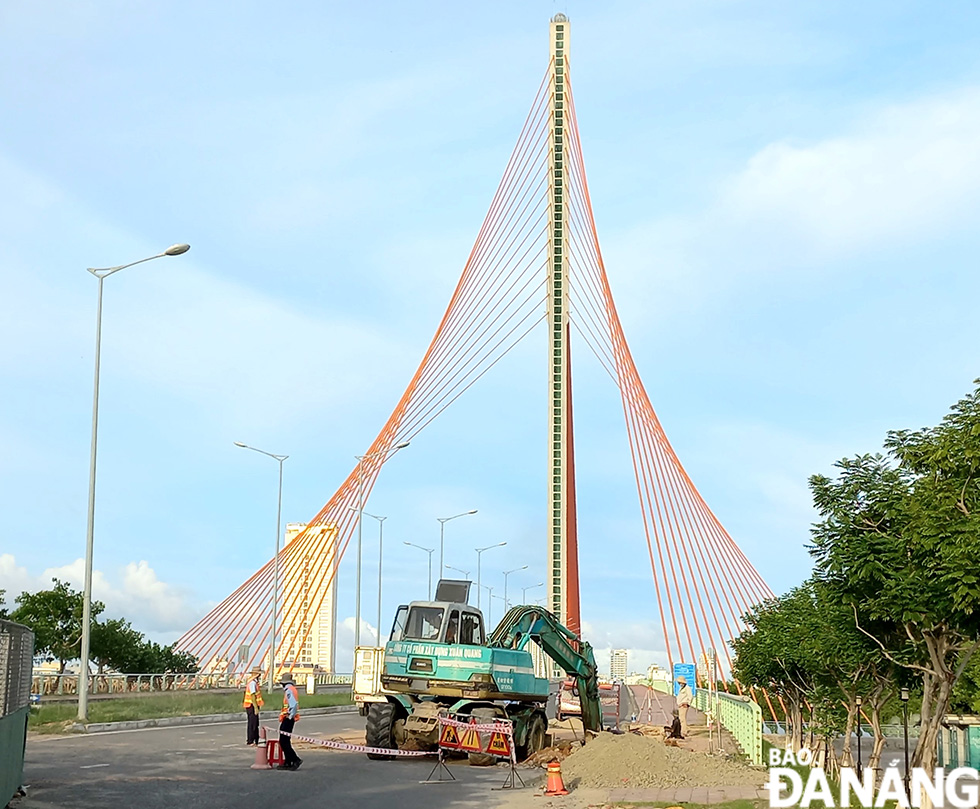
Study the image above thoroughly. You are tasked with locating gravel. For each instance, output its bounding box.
[559,731,764,789]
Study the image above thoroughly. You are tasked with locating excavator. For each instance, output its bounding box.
[352,579,602,763]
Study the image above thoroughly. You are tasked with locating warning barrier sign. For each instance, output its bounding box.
[486,730,511,757]
[436,712,516,762]
[438,723,460,749]
[459,725,483,753]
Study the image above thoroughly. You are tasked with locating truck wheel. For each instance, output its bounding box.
[366,702,399,760]
[467,707,498,767]
[518,714,547,761]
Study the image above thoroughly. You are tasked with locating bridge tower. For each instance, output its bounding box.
[545,13,581,636]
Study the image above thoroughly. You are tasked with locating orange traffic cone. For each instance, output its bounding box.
[251,727,271,770]
[544,761,569,795]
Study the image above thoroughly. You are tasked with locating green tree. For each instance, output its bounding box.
[0,589,8,620]
[90,617,146,673]
[11,579,104,673]
[809,383,980,771]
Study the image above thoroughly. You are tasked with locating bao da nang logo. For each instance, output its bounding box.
[765,748,980,808]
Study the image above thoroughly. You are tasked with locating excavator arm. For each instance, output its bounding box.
[489,605,603,734]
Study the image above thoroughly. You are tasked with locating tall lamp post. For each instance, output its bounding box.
[522,582,545,604]
[78,243,190,721]
[475,542,506,611]
[355,442,409,649]
[502,565,528,611]
[856,695,863,778]
[437,510,477,574]
[901,688,910,797]
[404,542,435,599]
[445,565,470,579]
[368,512,387,643]
[234,442,288,691]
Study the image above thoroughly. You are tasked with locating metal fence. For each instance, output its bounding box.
[651,678,764,765]
[2,621,34,717]
[33,670,353,696]
[2,620,35,807]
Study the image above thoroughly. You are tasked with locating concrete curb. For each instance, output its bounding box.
[75,704,357,733]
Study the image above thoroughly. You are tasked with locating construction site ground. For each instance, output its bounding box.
[18,688,768,809]
[497,685,768,808]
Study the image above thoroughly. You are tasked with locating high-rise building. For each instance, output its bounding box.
[610,648,628,680]
[279,522,339,673]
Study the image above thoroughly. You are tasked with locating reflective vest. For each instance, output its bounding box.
[280,683,301,722]
[243,678,264,710]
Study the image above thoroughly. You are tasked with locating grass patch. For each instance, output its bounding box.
[29,691,351,733]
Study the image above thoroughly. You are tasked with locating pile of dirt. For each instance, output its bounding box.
[558,731,764,789]
[523,739,580,767]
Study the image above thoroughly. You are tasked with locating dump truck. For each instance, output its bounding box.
[353,578,601,763]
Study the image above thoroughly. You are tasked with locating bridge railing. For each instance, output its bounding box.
[32,671,353,696]
[651,679,763,765]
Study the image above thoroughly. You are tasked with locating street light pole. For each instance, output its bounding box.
[856,695,863,778]
[354,442,409,649]
[522,582,545,604]
[901,688,910,798]
[78,243,189,722]
[234,442,288,692]
[437,510,477,575]
[502,565,528,611]
[365,512,387,644]
[475,542,506,611]
[404,542,435,599]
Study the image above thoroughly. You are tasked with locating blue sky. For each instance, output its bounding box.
[2,1,979,676]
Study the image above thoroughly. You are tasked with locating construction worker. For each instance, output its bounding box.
[243,667,264,746]
[676,675,694,736]
[277,673,303,770]
[664,708,683,739]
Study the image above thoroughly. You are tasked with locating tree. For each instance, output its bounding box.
[11,579,104,673]
[0,589,8,620]
[809,382,980,772]
[90,617,146,673]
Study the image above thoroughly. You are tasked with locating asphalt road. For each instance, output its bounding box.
[21,712,538,809]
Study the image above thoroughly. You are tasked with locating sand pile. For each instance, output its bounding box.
[558,731,764,789]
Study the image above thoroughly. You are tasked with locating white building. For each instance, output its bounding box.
[278,522,339,672]
[610,649,628,680]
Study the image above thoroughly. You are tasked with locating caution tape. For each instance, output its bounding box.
[266,725,436,757]
[438,715,515,734]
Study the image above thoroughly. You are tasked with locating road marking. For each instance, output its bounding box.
[80,763,110,769]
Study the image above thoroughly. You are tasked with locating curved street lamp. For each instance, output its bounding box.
[78,244,190,721]
[437,510,477,574]
[234,442,288,691]
[404,542,435,600]
[503,565,528,611]
[354,442,409,648]
[475,542,506,611]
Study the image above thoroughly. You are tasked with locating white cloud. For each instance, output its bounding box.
[720,87,980,255]
[0,554,201,637]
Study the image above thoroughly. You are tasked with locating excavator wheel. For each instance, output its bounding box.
[518,713,547,761]
[467,707,499,766]
[366,702,400,760]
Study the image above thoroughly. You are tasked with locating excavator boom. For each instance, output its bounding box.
[488,605,603,734]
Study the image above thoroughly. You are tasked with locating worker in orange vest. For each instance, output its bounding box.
[243,667,264,746]
[277,673,303,770]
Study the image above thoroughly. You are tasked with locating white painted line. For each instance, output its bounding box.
[79,763,110,769]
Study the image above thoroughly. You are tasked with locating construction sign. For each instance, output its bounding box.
[459,725,483,753]
[438,723,460,750]
[486,730,511,758]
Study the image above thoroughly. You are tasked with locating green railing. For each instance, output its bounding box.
[651,679,763,765]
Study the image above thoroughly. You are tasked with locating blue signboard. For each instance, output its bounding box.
[672,662,697,698]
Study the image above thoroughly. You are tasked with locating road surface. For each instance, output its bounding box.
[22,712,535,809]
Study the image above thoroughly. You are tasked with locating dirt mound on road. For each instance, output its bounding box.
[559,731,763,789]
